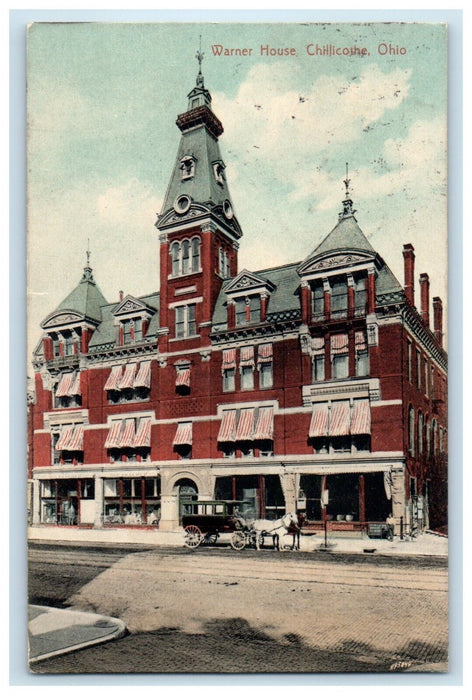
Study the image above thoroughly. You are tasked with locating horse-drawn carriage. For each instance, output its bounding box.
[181,500,299,551]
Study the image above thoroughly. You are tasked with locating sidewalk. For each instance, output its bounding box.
[28,605,126,664]
[28,525,448,558]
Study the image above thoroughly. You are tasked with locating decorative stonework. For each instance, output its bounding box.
[366,314,379,347]
[42,312,83,329]
[200,349,211,362]
[158,355,167,368]
[299,333,311,355]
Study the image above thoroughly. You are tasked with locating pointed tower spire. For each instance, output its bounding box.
[339,162,357,220]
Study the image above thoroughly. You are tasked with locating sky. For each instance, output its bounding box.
[26,21,448,363]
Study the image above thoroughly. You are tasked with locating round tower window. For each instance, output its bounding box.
[223,199,234,219]
[174,195,192,215]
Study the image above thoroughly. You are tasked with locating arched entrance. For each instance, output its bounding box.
[175,477,198,524]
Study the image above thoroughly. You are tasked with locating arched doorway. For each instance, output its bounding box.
[175,477,198,524]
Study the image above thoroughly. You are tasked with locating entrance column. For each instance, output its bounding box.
[159,493,179,531]
[32,479,41,524]
[280,472,297,513]
[93,476,103,528]
[391,465,406,535]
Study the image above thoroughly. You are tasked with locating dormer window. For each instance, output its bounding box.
[120,318,143,346]
[235,295,261,327]
[218,248,230,278]
[213,161,225,185]
[180,155,196,180]
[331,278,348,318]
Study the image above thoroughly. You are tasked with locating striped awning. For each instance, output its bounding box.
[355,331,367,351]
[240,346,255,368]
[119,418,136,448]
[253,406,274,440]
[217,410,237,442]
[118,363,137,390]
[55,426,75,451]
[311,337,325,355]
[70,372,81,396]
[176,368,191,387]
[173,422,193,446]
[104,366,122,391]
[134,417,151,447]
[235,408,255,441]
[104,420,123,449]
[258,343,273,361]
[309,403,329,438]
[351,399,371,435]
[56,373,74,397]
[331,333,349,355]
[222,348,237,370]
[134,361,151,389]
[67,424,84,451]
[329,401,351,436]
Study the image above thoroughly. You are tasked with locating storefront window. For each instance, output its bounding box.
[103,477,161,525]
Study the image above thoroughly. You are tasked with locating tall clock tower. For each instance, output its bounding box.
[156,51,242,353]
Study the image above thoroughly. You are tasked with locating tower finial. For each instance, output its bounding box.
[339,162,356,220]
[195,36,204,88]
[343,162,350,199]
[82,238,94,281]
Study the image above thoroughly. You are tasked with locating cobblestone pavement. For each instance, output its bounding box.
[32,548,447,674]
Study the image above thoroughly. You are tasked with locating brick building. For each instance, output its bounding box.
[29,64,448,537]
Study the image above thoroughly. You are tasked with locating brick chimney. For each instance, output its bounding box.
[403,244,415,306]
[419,273,430,327]
[119,290,124,301]
[433,297,443,346]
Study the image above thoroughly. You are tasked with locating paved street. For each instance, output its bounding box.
[28,543,448,674]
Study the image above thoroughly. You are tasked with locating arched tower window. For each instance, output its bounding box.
[171,242,180,277]
[191,237,201,272]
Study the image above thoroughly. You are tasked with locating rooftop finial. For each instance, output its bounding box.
[339,162,356,220]
[196,36,204,88]
[82,238,95,282]
[343,162,350,199]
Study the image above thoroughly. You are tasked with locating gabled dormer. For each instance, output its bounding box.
[224,269,276,329]
[112,294,156,347]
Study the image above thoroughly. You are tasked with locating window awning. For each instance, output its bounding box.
[56,373,74,397]
[67,424,84,451]
[104,366,122,391]
[240,346,255,368]
[235,408,255,441]
[55,426,75,451]
[118,363,137,390]
[311,337,325,355]
[176,368,191,387]
[355,331,367,352]
[222,348,236,370]
[331,333,349,355]
[70,372,81,396]
[173,422,193,446]
[217,410,236,442]
[309,403,329,438]
[258,343,273,361]
[134,361,151,389]
[119,418,136,448]
[351,399,371,435]
[253,406,274,440]
[134,417,151,447]
[329,401,351,436]
[104,420,123,449]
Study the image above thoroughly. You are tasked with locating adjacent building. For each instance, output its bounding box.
[29,62,448,538]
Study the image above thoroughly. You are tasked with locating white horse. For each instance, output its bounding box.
[251,512,299,551]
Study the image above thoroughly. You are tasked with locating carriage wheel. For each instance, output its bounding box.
[230,531,246,551]
[203,532,218,545]
[184,524,202,549]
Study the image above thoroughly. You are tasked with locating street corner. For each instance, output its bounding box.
[28,605,127,665]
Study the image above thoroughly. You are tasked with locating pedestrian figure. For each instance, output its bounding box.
[386,513,395,540]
